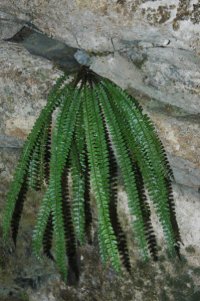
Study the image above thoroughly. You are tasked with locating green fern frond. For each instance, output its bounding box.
[61,165,79,284]
[83,84,121,272]
[2,74,67,239]
[33,83,81,278]
[72,105,93,244]
[3,66,181,283]
[32,189,52,258]
[100,79,178,254]
[27,115,52,190]
[102,79,169,178]
[48,87,82,280]
[11,175,28,246]
[103,113,131,272]
[71,142,85,244]
[39,115,52,185]
[27,135,43,190]
[43,213,54,261]
[83,150,93,244]
[132,161,158,261]
[141,114,174,180]
[95,83,149,260]
[165,177,182,256]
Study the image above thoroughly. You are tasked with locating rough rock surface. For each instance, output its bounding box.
[0,1,200,300]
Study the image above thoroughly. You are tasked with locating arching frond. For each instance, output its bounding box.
[95,84,149,260]
[102,112,131,272]
[32,84,74,261]
[73,106,93,244]
[2,66,181,284]
[71,142,85,245]
[61,165,79,285]
[49,87,82,280]
[83,85,121,272]
[11,176,28,246]
[132,162,158,261]
[2,74,67,239]
[43,213,54,261]
[101,80,179,255]
[83,151,93,244]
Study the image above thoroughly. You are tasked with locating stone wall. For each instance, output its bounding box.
[0,1,200,300]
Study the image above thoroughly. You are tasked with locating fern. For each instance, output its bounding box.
[2,66,181,282]
[83,84,121,271]
[43,213,54,261]
[61,165,79,284]
[83,148,93,244]
[2,74,67,239]
[71,142,86,245]
[101,80,177,254]
[103,112,131,272]
[11,175,28,246]
[96,84,149,260]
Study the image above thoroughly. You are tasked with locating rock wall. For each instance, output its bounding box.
[0,1,200,301]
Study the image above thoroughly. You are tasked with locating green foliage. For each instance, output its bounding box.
[2,66,181,283]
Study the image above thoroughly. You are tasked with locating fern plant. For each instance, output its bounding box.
[2,66,181,282]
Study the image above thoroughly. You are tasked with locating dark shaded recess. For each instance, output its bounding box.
[4,24,37,43]
[132,162,158,261]
[5,25,81,74]
[11,176,28,246]
[61,165,80,285]
[14,275,43,290]
[117,0,125,4]
[83,150,93,244]
[165,178,182,258]
[100,102,131,273]
[43,213,54,261]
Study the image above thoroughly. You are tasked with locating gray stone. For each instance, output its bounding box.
[169,154,200,191]
[6,25,81,74]
[0,135,24,149]
[91,47,200,114]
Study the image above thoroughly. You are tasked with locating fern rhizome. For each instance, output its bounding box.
[2,66,181,282]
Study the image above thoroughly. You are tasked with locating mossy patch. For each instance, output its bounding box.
[185,245,196,254]
[192,266,200,276]
[132,55,148,69]
[143,6,171,25]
